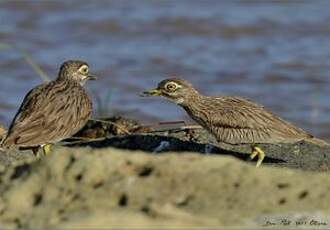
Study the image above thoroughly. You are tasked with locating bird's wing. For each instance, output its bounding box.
[3,81,91,148]
[206,97,312,143]
[9,83,47,128]
[3,82,57,146]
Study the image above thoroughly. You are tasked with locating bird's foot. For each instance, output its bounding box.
[42,144,52,156]
[250,146,265,167]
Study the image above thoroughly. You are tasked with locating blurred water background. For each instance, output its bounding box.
[1,0,330,141]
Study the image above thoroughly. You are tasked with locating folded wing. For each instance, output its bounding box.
[206,97,312,144]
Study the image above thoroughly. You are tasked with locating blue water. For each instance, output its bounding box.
[1,0,330,141]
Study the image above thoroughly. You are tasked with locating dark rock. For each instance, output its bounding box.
[67,117,330,172]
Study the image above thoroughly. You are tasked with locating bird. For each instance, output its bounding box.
[0,125,6,141]
[142,78,328,167]
[1,60,96,157]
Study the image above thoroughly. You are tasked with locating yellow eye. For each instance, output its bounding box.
[165,82,177,92]
[79,65,89,74]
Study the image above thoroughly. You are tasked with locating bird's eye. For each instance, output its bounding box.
[79,65,89,75]
[165,82,178,92]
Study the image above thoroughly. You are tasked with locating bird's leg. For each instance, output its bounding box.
[42,144,52,156]
[250,145,265,167]
[31,147,40,158]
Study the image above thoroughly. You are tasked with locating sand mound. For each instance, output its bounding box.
[0,146,329,229]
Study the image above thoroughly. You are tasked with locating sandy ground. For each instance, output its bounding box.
[0,118,330,229]
[0,147,329,229]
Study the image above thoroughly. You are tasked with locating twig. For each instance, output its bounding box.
[159,121,186,125]
[66,136,105,141]
[180,125,203,130]
[0,42,50,82]
[61,137,106,145]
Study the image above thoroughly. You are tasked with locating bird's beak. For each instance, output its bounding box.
[141,88,161,97]
[87,75,97,80]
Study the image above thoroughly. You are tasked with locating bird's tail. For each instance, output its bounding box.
[305,137,329,147]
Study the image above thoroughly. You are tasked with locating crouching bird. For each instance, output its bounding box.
[142,78,328,167]
[1,60,96,157]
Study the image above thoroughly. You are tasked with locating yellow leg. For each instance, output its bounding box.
[42,144,52,156]
[250,146,265,167]
[31,147,41,159]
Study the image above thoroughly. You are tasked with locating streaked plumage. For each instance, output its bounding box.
[0,125,6,141]
[143,78,328,167]
[183,95,318,145]
[1,60,96,155]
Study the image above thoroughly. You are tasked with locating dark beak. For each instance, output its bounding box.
[140,88,161,97]
[87,75,97,80]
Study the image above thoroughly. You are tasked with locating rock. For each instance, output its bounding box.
[73,117,150,139]
[3,116,329,171]
[0,147,329,228]
[0,117,330,228]
[69,128,330,172]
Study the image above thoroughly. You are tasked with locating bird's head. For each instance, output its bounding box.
[58,60,97,85]
[142,78,199,105]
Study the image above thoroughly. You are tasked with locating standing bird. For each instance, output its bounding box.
[142,78,328,167]
[1,60,96,156]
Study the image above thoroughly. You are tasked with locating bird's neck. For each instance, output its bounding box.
[179,92,203,106]
[55,77,80,87]
[180,94,208,123]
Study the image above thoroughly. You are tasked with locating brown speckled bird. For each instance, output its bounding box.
[142,78,328,167]
[1,60,96,156]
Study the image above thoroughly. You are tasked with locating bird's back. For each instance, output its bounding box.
[183,96,323,145]
[2,80,92,148]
